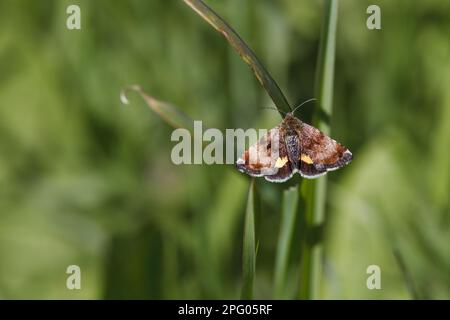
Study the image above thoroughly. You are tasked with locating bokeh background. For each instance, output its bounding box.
[0,0,449,299]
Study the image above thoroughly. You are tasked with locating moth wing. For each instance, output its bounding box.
[236,126,295,182]
[297,122,352,178]
[264,135,295,183]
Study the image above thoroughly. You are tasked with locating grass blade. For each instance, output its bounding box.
[241,179,258,299]
[298,0,339,300]
[120,84,194,130]
[274,187,299,299]
[392,249,420,299]
[183,0,291,116]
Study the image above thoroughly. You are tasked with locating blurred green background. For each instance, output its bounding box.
[0,0,449,299]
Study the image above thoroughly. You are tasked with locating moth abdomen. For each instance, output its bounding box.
[285,134,300,168]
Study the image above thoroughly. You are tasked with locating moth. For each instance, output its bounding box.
[236,103,352,182]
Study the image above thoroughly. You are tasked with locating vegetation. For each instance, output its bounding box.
[0,0,449,299]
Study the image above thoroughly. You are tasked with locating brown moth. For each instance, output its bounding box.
[236,110,352,182]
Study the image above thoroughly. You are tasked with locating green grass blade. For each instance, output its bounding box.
[298,0,339,300]
[183,0,291,116]
[274,187,299,299]
[120,84,194,130]
[241,179,258,299]
[392,249,420,299]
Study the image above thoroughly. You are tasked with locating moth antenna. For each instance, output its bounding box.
[291,98,317,115]
[261,106,287,116]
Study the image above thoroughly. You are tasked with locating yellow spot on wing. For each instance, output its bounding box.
[300,154,313,164]
[275,156,288,168]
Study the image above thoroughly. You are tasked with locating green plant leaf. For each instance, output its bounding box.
[274,186,299,299]
[392,248,420,299]
[241,179,258,299]
[298,0,339,300]
[120,84,194,130]
[183,0,291,116]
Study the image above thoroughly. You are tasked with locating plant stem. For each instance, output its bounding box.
[392,248,420,299]
[274,187,299,299]
[298,0,338,300]
[241,179,257,299]
[183,0,292,116]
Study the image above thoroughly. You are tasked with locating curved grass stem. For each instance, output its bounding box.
[183,0,291,116]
